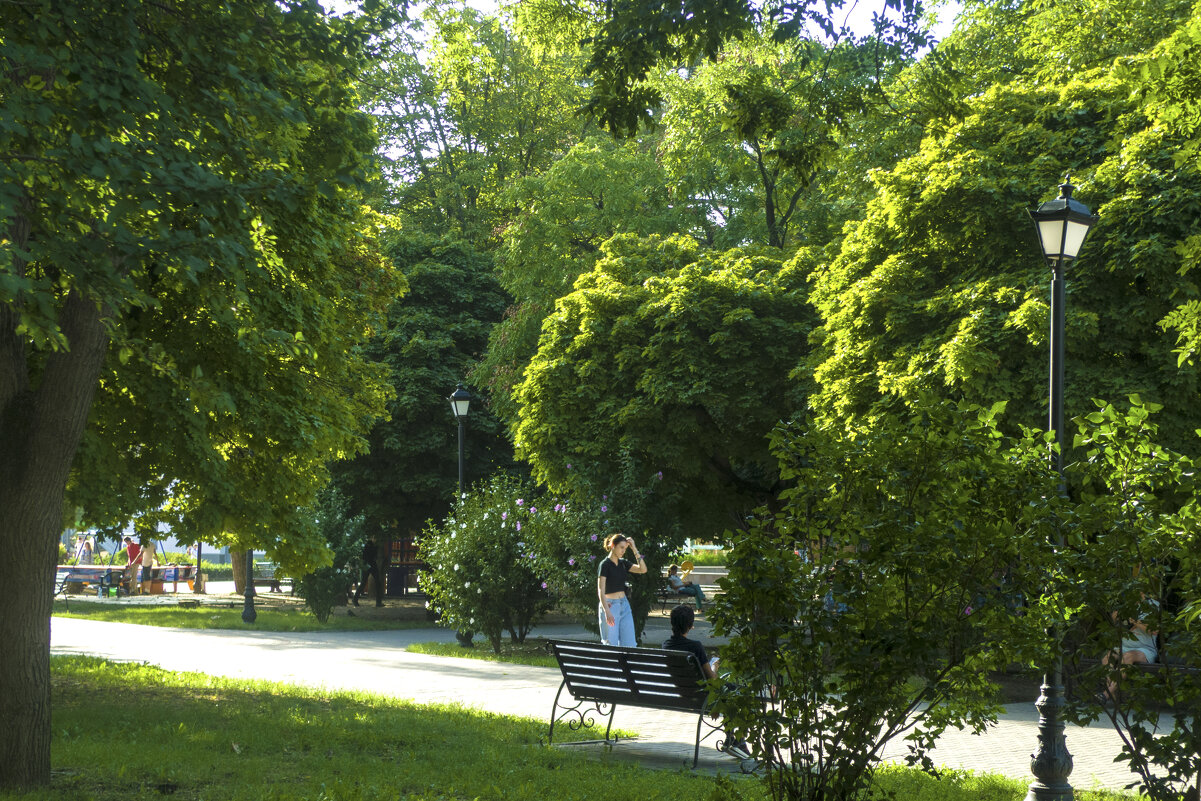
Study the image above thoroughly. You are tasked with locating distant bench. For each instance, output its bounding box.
[546,639,748,769]
[54,565,126,603]
[1072,650,1200,711]
[252,562,292,593]
[655,581,721,612]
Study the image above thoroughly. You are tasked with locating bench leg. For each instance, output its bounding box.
[547,681,617,748]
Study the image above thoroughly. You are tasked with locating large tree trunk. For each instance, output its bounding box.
[0,287,109,790]
[231,550,249,595]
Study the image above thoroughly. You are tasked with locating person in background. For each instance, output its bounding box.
[667,564,706,611]
[77,537,94,565]
[135,537,157,595]
[598,533,647,646]
[353,537,384,607]
[1102,594,1159,701]
[123,536,141,566]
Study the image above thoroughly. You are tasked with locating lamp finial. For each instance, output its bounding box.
[1059,173,1075,199]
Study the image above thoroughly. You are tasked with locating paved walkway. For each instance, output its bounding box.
[50,604,1141,790]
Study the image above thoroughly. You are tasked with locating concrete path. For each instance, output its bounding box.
[50,610,1142,790]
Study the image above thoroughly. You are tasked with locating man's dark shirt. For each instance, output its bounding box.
[662,633,708,673]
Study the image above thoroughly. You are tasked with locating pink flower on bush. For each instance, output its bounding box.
[530,506,537,514]
[601,505,608,512]
[516,499,523,505]
[568,558,575,566]
[515,521,522,531]
[589,534,597,541]
[541,581,548,589]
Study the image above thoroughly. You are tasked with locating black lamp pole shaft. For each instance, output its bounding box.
[457,418,466,496]
[242,549,257,624]
[1027,259,1072,801]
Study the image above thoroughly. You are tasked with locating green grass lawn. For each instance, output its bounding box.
[16,656,739,801]
[52,600,436,632]
[3,656,1137,801]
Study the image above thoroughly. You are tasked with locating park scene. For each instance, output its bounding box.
[3,0,1201,799]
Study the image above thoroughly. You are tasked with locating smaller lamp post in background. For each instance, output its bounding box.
[449,383,472,496]
[242,549,257,624]
[448,383,473,647]
[1025,175,1098,801]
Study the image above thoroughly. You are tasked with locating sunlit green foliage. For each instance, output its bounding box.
[713,399,1060,801]
[475,137,690,423]
[809,56,1201,454]
[515,235,814,539]
[366,5,587,244]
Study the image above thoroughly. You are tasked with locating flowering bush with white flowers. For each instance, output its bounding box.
[418,474,555,652]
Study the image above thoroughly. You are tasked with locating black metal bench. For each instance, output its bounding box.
[252,561,291,593]
[546,639,739,768]
[655,583,720,612]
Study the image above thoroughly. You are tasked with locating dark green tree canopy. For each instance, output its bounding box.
[1,0,398,789]
[333,233,513,536]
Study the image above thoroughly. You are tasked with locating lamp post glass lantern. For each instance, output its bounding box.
[1025,175,1098,801]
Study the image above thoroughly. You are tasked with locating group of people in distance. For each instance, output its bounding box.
[120,536,159,594]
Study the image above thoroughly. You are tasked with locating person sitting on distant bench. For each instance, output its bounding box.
[1102,595,1159,701]
[667,564,706,611]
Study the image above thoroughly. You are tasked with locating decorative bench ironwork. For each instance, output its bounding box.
[545,638,738,768]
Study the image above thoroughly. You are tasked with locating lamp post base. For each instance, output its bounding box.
[1026,675,1073,801]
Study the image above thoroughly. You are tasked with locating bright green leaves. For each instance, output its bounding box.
[515,235,814,539]
[714,397,1059,793]
[808,44,1201,455]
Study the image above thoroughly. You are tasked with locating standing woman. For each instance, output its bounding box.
[598,533,647,646]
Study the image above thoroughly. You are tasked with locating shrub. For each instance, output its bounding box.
[295,487,366,623]
[711,399,1058,801]
[1060,397,1201,801]
[419,475,555,652]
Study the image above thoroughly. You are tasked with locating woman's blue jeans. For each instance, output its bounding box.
[599,596,635,647]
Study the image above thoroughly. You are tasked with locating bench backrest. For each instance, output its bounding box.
[548,639,708,714]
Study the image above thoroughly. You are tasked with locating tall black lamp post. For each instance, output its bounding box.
[449,383,472,496]
[242,549,257,624]
[448,383,474,647]
[1025,175,1098,801]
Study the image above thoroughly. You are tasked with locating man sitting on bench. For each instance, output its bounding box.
[667,564,706,611]
[662,604,751,761]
